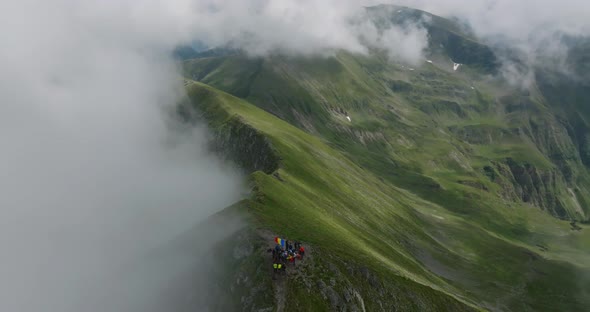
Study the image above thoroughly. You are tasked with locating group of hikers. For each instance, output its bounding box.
[268,236,305,276]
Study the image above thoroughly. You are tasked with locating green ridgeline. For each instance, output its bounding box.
[180,5,590,310]
[184,49,590,221]
[185,81,590,311]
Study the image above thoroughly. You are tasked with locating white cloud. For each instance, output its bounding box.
[393,0,590,39]
[184,0,429,62]
[378,24,429,64]
[0,1,244,311]
[392,0,590,81]
[179,0,590,69]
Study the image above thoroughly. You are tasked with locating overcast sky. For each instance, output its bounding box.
[0,1,588,311]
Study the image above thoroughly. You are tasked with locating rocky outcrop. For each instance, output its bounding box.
[485,159,570,219]
[449,125,513,145]
[330,123,387,146]
[418,100,467,118]
[184,83,281,175]
[236,236,476,312]
[213,117,280,174]
[204,227,276,312]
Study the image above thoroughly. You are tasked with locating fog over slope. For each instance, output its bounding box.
[0,1,245,311]
[182,0,590,67]
[394,0,590,39]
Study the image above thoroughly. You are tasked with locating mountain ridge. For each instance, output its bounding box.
[180,5,590,311]
[183,79,589,311]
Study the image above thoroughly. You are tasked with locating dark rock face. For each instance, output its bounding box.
[434,30,500,73]
[184,86,281,175]
[213,117,280,174]
[325,287,342,309]
[450,125,511,145]
[389,80,413,93]
[233,241,254,260]
[489,159,569,219]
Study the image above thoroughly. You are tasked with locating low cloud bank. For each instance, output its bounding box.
[393,0,590,82]
[0,1,244,311]
[186,0,429,63]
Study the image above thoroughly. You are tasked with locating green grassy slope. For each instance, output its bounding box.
[180,6,590,310]
[185,81,590,311]
[185,49,590,221]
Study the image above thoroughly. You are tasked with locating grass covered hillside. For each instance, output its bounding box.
[180,5,590,311]
[184,51,590,222]
[182,81,589,311]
